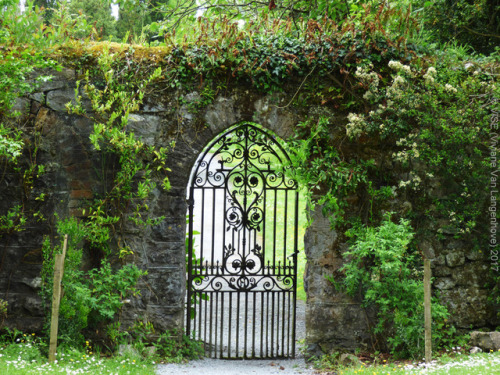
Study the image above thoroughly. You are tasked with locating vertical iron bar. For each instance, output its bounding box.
[186,187,195,336]
[287,269,291,357]
[211,189,216,271]
[263,189,267,266]
[204,271,208,348]
[271,292,275,357]
[284,190,288,263]
[214,291,219,358]
[273,189,277,268]
[244,291,248,358]
[260,291,264,358]
[220,292,224,358]
[282,291,286,357]
[209,291,213,358]
[292,190,299,358]
[252,292,256,358]
[266,291,269,358]
[236,291,240,357]
[228,293,232,358]
[276,290,280,357]
[200,189,205,269]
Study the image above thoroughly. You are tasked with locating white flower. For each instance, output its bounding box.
[363,90,376,101]
[394,75,405,86]
[426,67,437,76]
[346,113,366,139]
[355,65,380,89]
[444,83,458,93]
[389,60,412,75]
[423,67,437,85]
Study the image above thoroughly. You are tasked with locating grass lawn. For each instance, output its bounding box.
[317,350,500,375]
[0,343,155,375]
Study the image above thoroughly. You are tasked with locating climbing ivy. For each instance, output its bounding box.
[67,45,172,254]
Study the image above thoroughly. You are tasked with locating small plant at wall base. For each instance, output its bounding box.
[0,299,7,328]
[40,217,146,347]
[327,213,463,359]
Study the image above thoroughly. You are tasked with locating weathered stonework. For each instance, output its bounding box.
[0,67,497,354]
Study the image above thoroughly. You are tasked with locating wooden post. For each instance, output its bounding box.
[48,234,68,363]
[424,258,432,363]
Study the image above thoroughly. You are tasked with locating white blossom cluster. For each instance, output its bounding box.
[346,112,366,139]
[423,66,437,85]
[444,83,458,93]
[387,74,407,100]
[393,135,420,162]
[355,64,380,102]
[388,60,413,75]
[398,171,422,190]
[354,64,380,87]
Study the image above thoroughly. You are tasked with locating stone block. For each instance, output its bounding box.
[431,254,446,268]
[435,277,456,290]
[204,97,238,133]
[143,240,185,265]
[126,114,160,146]
[306,301,372,353]
[146,304,184,332]
[420,240,435,259]
[470,331,500,351]
[433,266,452,277]
[446,251,465,268]
[146,268,185,305]
[153,194,188,217]
[70,189,93,199]
[451,262,490,287]
[439,288,492,328]
[46,87,77,112]
[151,219,186,242]
[466,250,485,261]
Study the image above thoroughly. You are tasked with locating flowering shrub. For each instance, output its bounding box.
[345,57,497,240]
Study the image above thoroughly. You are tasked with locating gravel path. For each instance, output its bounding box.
[156,300,316,375]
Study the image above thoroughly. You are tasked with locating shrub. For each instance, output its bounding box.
[40,217,146,347]
[329,213,459,359]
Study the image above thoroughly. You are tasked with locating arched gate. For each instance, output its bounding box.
[186,123,299,359]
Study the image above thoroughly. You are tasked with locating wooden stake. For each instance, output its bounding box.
[48,234,68,363]
[424,258,432,363]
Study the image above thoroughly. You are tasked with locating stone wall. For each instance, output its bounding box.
[0,67,497,352]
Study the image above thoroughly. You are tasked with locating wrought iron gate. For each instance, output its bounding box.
[186,123,299,359]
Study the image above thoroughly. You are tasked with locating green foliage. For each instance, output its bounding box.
[153,332,204,363]
[0,299,7,327]
[413,0,499,54]
[0,1,93,237]
[40,217,146,346]
[348,57,496,238]
[66,45,171,255]
[328,214,460,359]
[148,0,417,42]
[0,340,156,374]
[286,117,371,227]
[68,0,116,38]
[2,340,44,363]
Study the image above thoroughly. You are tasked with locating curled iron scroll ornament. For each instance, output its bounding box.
[223,244,264,276]
[191,274,295,292]
[193,124,296,232]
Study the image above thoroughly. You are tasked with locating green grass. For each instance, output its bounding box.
[315,350,500,375]
[262,187,308,301]
[0,343,155,375]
